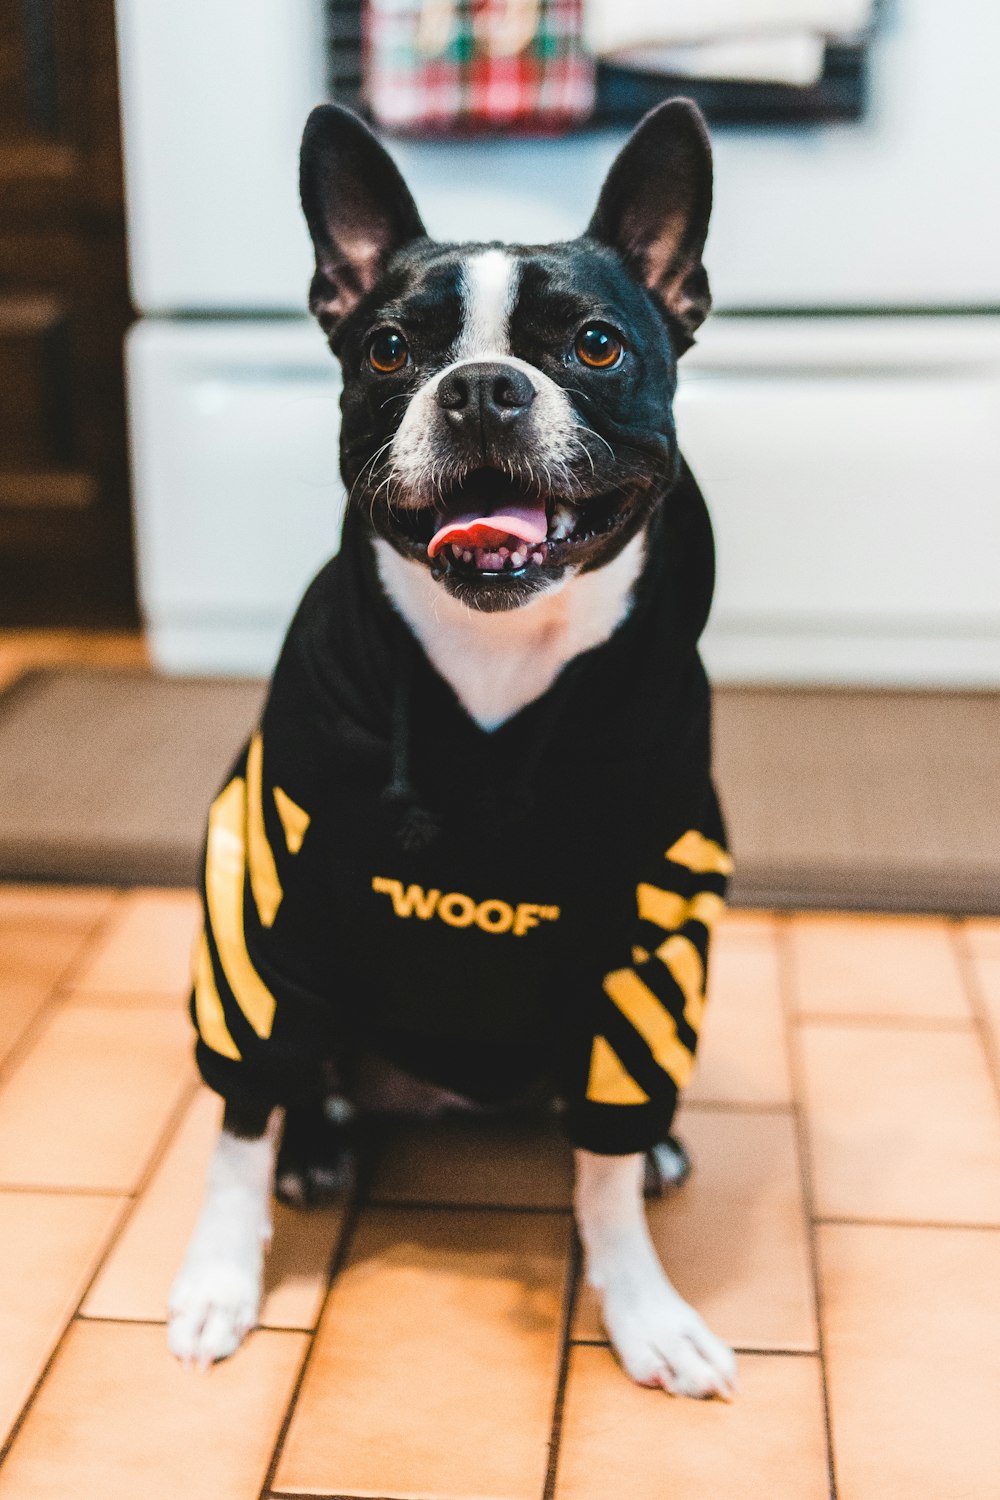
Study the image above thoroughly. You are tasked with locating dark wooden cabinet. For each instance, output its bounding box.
[0,0,135,625]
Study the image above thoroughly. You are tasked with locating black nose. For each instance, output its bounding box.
[437,362,536,446]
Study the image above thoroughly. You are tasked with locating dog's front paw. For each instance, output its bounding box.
[599,1274,737,1400]
[168,1253,263,1369]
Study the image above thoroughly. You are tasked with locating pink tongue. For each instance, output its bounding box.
[427,501,548,559]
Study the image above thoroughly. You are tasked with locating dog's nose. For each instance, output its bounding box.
[437,362,536,444]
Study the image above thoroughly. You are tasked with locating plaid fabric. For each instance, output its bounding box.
[363,0,595,132]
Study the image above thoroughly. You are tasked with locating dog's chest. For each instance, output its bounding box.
[375,534,646,731]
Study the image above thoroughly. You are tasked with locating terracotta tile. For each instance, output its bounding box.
[63,986,196,1010]
[0,1008,195,1191]
[0,884,117,927]
[84,1088,344,1329]
[574,1109,816,1352]
[972,953,1000,1068]
[0,888,119,1068]
[555,1347,829,1500]
[0,1320,305,1500]
[961,918,1000,959]
[69,888,201,998]
[0,989,51,1079]
[819,1223,1000,1500]
[686,925,793,1106]
[0,1193,125,1446]
[0,890,116,1062]
[719,907,778,940]
[799,1023,1000,1223]
[275,1206,571,1499]
[370,1112,574,1209]
[788,913,970,1020]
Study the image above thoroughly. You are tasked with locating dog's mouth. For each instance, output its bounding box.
[389,469,628,579]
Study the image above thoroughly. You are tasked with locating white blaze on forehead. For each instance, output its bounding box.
[455,249,519,359]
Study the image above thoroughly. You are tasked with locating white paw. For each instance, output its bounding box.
[168,1254,263,1369]
[600,1277,738,1400]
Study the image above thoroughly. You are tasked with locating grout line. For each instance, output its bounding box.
[790,1013,973,1032]
[542,1227,582,1500]
[680,1098,797,1115]
[0,1183,134,1198]
[816,1215,1000,1233]
[47,888,134,992]
[774,913,839,1500]
[73,1071,201,1267]
[0,1071,199,1474]
[0,1193,132,1470]
[255,1141,379,1500]
[365,1197,573,1214]
[569,1336,821,1357]
[0,889,133,1096]
[948,918,1000,1117]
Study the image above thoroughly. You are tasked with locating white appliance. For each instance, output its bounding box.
[116,0,1000,683]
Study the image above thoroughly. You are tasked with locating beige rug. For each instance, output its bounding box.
[0,669,996,912]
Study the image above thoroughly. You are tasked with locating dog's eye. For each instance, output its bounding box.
[368,330,409,373]
[574,325,623,369]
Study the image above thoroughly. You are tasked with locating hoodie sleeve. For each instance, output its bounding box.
[562,788,731,1156]
[189,728,332,1109]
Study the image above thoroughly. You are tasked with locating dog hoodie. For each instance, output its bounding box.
[190,460,730,1156]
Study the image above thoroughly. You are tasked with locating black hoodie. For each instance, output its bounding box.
[191,460,730,1155]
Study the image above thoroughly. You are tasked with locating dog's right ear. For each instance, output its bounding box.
[300,105,426,336]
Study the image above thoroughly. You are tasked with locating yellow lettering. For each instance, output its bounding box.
[513,903,540,936]
[371,876,440,920]
[438,892,476,928]
[474,898,514,934]
[372,877,560,934]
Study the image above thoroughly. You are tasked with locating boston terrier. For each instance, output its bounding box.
[168,98,738,1401]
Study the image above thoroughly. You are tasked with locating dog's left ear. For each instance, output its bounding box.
[587,99,713,350]
[300,104,426,336]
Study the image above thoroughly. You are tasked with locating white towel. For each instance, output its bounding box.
[584,0,874,57]
[613,32,827,85]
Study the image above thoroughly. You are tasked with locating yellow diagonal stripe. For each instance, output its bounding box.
[603,968,695,1090]
[205,778,277,1039]
[274,785,311,854]
[636,883,686,931]
[586,1035,649,1105]
[246,733,283,928]
[655,933,706,1032]
[665,829,734,877]
[637,884,726,935]
[194,935,241,1061]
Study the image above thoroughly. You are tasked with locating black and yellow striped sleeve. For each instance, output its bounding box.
[189,731,316,1104]
[567,810,732,1155]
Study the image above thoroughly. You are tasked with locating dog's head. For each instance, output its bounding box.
[300,100,712,612]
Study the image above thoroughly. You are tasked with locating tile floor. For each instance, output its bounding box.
[0,887,998,1499]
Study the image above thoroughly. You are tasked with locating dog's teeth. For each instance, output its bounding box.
[463,550,473,563]
[451,544,462,559]
[549,503,576,542]
[509,550,526,569]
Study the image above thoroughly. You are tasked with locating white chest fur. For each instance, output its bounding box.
[374,534,647,731]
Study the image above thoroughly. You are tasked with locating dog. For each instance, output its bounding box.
[168,97,737,1401]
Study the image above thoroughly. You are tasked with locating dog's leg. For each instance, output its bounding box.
[168,1098,280,1367]
[574,1148,737,1399]
[275,1095,356,1208]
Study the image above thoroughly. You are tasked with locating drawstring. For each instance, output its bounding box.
[380,631,587,851]
[381,636,440,851]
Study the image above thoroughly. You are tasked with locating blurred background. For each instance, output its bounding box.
[0,0,998,909]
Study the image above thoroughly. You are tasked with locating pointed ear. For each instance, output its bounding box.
[300,105,426,336]
[587,99,713,351]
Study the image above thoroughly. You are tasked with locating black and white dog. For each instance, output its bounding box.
[169,99,737,1401]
